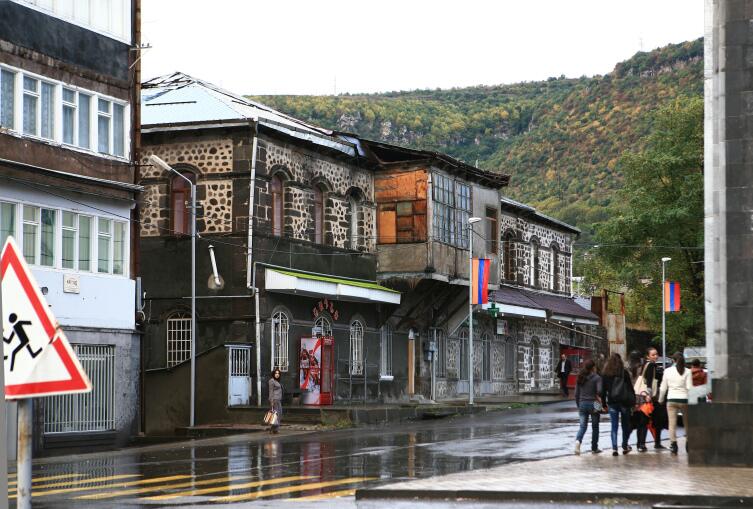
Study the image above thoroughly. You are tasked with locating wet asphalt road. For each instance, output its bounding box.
[8,401,654,508]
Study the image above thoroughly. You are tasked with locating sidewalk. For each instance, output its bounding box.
[356,437,753,506]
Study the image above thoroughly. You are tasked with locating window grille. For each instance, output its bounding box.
[432,328,447,378]
[314,315,332,336]
[505,340,516,379]
[166,313,192,367]
[379,324,393,376]
[44,344,115,433]
[350,320,364,376]
[458,327,469,380]
[272,311,289,372]
[482,333,492,381]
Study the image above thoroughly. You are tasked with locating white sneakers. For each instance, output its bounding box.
[575,441,581,455]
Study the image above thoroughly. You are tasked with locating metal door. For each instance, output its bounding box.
[228,346,252,406]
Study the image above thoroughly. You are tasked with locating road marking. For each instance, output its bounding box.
[8,474,189,498]
[286,488,357,501]
[212,477,376,503]
[9,473,84,486]
[75,475,254,500]
[144,475,316,501]
[12,474,141,491]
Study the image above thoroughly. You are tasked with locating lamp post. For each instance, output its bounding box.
[661,257,671,370]
[467,216,482,405]
[149,155,197,427]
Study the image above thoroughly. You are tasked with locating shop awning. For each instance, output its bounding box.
[265,268,401,305]
[489,286,599,325]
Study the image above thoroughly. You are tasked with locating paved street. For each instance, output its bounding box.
[7,400,620,508]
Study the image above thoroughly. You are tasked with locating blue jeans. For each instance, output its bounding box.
[608,403,631,450]
[576,401,600,450]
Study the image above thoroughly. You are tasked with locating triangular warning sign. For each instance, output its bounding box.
[2,237,91,399]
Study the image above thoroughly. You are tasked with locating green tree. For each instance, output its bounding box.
[584,96,704,351]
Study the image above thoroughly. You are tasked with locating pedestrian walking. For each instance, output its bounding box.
[689,358,709,404]
[268,368,283,434]
[633,347,667,451]
[659,352,693,454]
[555,353,572,397]
[601,353,635,456]
[574,359,603,455]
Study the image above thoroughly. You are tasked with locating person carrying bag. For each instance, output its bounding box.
[267,368,283,434]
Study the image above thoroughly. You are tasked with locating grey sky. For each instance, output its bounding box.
[141,0,704,96]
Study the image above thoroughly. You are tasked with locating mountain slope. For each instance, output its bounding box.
[250,39,702,240]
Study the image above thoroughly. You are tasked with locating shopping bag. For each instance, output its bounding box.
[264,410,278,426]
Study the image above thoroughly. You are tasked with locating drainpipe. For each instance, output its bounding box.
[246,119,262,406]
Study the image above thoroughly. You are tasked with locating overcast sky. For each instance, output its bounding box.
[141,0,704,96]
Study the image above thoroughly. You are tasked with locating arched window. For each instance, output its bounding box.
[171,172,196,235]
[314,315,332,337]
[458,327,469,381]
[271,174,284,237]
[482,332,491,382]
[313,185,325,244]
[166,312,191,367]
[531,238,541,288]
[347,188,363,250]
[349,320,364,375]
[503,232,516,282]
[551,244,560,292]
[272,311,289,372]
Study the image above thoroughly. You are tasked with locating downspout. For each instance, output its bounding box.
[246,119,262,406]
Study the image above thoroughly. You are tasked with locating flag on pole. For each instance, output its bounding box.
[664,281,681,312]
[471,258,490,305]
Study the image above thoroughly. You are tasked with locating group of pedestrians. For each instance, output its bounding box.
[572,347,698,456]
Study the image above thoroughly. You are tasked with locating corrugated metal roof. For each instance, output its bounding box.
[491,286,598,321]
[141,72,330,136]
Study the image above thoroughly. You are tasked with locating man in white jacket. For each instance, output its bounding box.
[659,352,693,454]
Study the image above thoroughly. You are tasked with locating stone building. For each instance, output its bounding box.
[0,0,141,454]
[138,74,399,434]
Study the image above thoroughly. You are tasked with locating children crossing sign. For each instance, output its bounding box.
[2,237,91,399]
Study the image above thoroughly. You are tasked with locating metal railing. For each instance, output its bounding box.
[44,344,115,434]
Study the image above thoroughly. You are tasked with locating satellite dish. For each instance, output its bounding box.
[208,274,225,290]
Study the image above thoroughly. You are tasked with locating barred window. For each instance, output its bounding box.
[350,320,364,376]
[314,315,332,336]
[432,173,471,248]
[44,344,115,433]
[482,333,492,381]
[272,311,289,372]
[167,313,192,367]
[379,323,393,377]
[505,339,516,379]
[432,328,447,378]
[458,327,469,380]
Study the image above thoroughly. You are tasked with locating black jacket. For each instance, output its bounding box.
[555,359,572,378]
[601,368,635,406]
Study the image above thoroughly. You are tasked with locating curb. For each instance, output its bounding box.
[354,489,753,507]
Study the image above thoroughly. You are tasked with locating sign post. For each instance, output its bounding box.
[0,257,8,509]
[2,237,91,507]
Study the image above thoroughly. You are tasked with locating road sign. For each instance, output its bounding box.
[2,237,91,399]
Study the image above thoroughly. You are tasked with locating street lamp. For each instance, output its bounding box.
[661,257,671,370]
[468,216,482,406]
[149,154,197,428]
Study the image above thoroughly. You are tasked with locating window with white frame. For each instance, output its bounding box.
[314,315,332,336]
[4,199,126,274]
[432,173,471,248]
[0,69,15,129]
[350,320,364,376]
[44,344,115,433]
[379,323,393,377]
[0,202,16,250]
[0,63,128,158]
[166,313,192,368]
[14,0,132,42]
[272,311,289,372]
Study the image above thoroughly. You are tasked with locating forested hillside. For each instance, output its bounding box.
[251,39,702,241]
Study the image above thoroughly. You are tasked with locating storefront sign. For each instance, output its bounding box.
[312,297,339,321]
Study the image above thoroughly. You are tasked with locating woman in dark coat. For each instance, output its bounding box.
[268,368,283,434]
[601,353,635,456]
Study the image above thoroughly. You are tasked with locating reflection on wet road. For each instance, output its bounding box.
[13,401,593,507]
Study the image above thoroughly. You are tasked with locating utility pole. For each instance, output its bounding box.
[0,266,8,509]
[467,217,482,405]
[661,257,671,370]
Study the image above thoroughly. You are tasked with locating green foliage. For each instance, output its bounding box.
[249,39,703,245]
[582,97,704,351]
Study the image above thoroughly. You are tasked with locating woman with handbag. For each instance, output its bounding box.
[268,368,283,434]
[574,359,603,455]
[659,352,693,454]
[601,353,635,456]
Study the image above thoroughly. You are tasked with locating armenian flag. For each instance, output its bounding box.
[664,281,681,312]
[471,258,490,305]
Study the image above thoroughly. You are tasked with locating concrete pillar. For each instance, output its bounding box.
[688,0,753,466]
